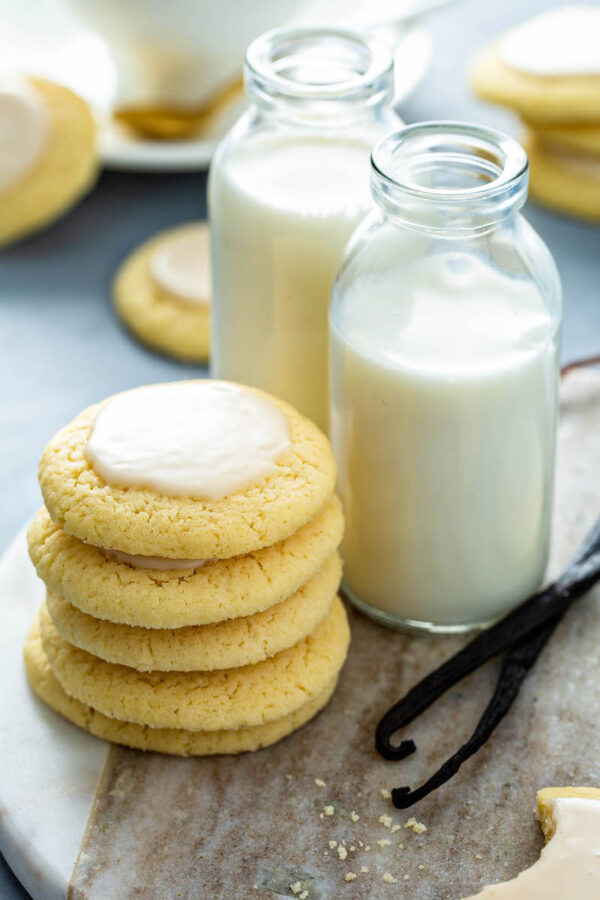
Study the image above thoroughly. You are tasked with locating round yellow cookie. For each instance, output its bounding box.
[0,77,98,247]
[25,620,336,756]
[525,134,600,222]
[38,381,337,560]
[113,223,210,364]
[40,598,350,731]
[531,123,600,157]
[471,45,600,124]
[45,552,341,671]
[28,496,343,627]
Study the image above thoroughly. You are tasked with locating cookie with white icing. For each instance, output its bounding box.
[0,75,97,247]
[38,380,336,560]
[471,7,600,124]
[114,223,211,363]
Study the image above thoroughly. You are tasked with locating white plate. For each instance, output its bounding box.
[0,0,436,173]
[99,26,433,172]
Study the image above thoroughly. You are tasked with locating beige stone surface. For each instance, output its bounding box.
[69,371,600,899]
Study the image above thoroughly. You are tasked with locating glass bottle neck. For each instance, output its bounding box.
[244,26,394,128]
[370,122,529,236]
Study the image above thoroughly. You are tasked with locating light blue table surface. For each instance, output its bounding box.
[1,0,598,895]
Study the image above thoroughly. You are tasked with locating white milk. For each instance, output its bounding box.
[330,252,559,627]
[209,132,374,432]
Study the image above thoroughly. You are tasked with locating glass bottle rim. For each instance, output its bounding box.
[372,121,528,202]
[371,121,529,231]
[245,26,394,104]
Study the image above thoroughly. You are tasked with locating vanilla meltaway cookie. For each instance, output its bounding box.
[471,7,600,124]
[28,496,343,627]
[465,786,600,898]
[113,223,211,363]
[525,133,600,222]
[25,619,337,756]
[39,598,349,731]
[38,381,336,559]
[45,552,341,671]
[0,75,97,247]
[532,123,600,157]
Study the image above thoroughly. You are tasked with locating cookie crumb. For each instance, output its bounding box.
[418,865,425,871]
[350,811,360,822]
[403,874,410,881]
[350,846,356,852]
[358,841,364,848]
[379,814,393,828]
[344,873,357,882]
[323,805,335,817]
[329,840,338,850]
[398,843,405,850]
[360,866,369,874]
[382,873,397,884]
[315,778,326,787]
[476,854,483,860]
[391,824,401,833]
[290,883,302,895]
[299,892,308,900]
[286,774,293,780]
[404,816,427,834]
[381,788,392,799]
[364,845,371,852]
[338,846,348,861]
[377,839,391,847]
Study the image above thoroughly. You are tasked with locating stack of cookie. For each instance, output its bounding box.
[25,380,349,756]
[471,5,600,222]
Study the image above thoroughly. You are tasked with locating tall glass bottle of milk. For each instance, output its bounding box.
[209,27,400,432]
[330,123,562,632]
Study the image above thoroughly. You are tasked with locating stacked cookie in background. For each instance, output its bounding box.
[471,5,600,222]
[25,380,349,756]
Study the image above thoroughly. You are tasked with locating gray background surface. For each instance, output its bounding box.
[1,0,598,895]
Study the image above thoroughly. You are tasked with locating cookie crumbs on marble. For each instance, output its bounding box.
[329,840,337,849]
[360,866,369,873]
[349,846,356,852]
[379,814,393,828]
[382,874,397,884]
[350,811,360,822]
[418,865,425,871]
[378,839,391,847]
[290,882,302,894]
[337,846,348,861]
[323,805,335,816]
[475,854,483,860]
[315,778,326,787]
[404,816,427,834]
[299,892,308,900]
[403,874,410,881]
[344,873,357,882]
[381,788,392,799]
[391,824,401,832]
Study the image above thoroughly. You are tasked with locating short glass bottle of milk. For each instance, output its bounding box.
[209,27,401,432]
[330,122,562,633]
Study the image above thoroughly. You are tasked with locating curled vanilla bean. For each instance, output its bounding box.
[376,517,600,807]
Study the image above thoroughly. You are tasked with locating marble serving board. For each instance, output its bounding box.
[1,369,599,900]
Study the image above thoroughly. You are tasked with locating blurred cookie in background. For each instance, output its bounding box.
[471,6,600,124]
[0,74,98,247]
[525,131,600,223]
[113,222,211,363]
[471,6,600,221]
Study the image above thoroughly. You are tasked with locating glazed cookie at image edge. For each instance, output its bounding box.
[25,620,337,756]
[113,223,211,364]
[45,553,342,671]
[470,8,600,124]
[0,76,98,247]
[39,598,350,732]
[28,496,343,627]
[38,381,337,560]
[525,133,600,222]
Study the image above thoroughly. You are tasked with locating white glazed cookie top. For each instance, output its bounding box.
[465,797,600,899]
[500,6,600,76]
[85,381,292,499]
[0,73,48,193]
[150,223,211,305]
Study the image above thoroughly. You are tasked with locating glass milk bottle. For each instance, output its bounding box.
[209,27,400,432]
[330,123,562,633]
